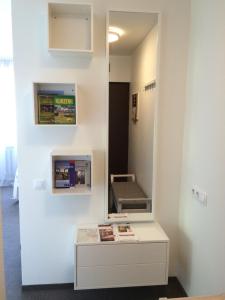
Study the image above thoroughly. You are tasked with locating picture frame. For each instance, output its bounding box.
[132,93,138,123]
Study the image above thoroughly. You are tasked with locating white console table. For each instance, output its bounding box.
[74,222,169,290]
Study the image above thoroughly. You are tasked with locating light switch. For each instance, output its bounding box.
[192,186,207,206]
[33,179,46,191]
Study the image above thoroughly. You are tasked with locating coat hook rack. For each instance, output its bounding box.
[144,80,156,91]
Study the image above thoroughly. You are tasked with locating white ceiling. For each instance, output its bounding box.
[109,11,158,56]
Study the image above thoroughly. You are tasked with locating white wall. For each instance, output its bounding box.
[177,0,225,295]
[109,55,131,82]
[12,0,107,285]
[128,25,158,198]
[12,0,190,284]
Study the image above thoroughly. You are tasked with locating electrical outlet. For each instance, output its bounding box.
[192,186,207,206]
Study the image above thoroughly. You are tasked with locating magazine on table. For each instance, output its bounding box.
[77,228,99,243]
[98,224,115,242]
[117,224,133,234]
[114,224,138,241]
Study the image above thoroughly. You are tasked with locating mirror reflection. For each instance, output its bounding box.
[108,11,159,216]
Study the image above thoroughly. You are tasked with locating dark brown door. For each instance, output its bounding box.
[108,82,130,184]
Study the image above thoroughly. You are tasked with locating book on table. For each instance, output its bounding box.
[115,224,138,241]
[98,224,115,242]
[117,224,132,233]
[77,228,99,243]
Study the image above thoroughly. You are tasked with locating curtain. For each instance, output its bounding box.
[0,147,17,187]
[0,0,17,187]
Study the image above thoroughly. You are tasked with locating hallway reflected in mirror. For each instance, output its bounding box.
[108,11,159,217]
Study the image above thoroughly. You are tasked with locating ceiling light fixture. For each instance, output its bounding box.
[108,26,124,43]
[108,31,120,43]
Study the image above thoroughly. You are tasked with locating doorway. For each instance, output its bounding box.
[108,82,130,179]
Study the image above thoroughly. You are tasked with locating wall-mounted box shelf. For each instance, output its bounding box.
[33,82,77,126]
[48,2,93,54]
[51,149,92,196]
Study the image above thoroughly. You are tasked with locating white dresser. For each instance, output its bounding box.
[74,222,169,290]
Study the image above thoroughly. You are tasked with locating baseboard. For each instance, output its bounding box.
[22,283,73,290]
[22,276,187,296]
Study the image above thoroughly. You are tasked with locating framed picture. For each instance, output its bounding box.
[132,93,138,123]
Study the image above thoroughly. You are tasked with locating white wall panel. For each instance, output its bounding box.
[12,0,190,284]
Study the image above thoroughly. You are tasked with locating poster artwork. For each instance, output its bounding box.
[132,93,138,123]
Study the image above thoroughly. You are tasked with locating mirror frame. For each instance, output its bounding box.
[105,9,162,223]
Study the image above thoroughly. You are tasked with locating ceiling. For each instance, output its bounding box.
[109,11,158,56]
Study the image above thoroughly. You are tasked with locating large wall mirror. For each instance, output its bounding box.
[106,10,160,222]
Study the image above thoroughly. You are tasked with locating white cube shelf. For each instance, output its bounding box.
[33,82,77,126]
[51,149,93,196]
[48,2,93,54]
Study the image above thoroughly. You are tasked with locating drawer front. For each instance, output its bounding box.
[77,263,167,289]
[77,242,167,267]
